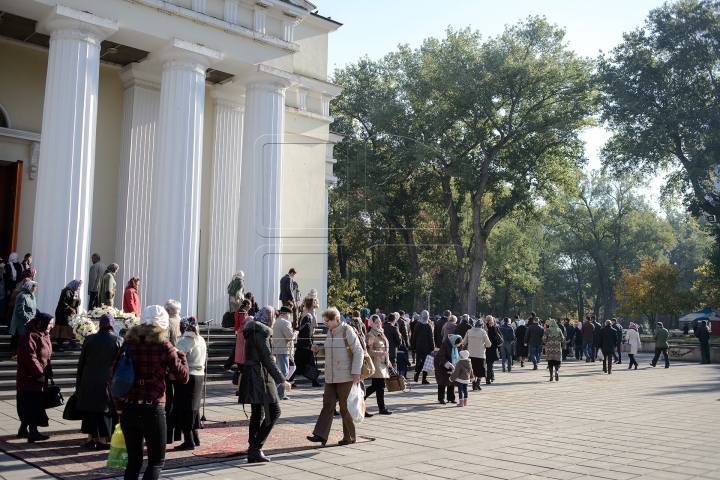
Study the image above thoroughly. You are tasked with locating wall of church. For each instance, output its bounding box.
[197,88,215,321]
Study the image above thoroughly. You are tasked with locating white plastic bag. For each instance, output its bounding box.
[596,350,604,361]
[347,383,365,425]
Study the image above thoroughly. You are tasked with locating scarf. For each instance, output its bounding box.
[7,252,18,281]
[420,310,429,324]
[548,319,560,334]
[22,280,37,291]
[255,306,275,326]
[126,277,139,289]
[370,324,389,350]
[31,311,54,333]
[65,279,82,298]
[142,305,169,330]
[449,334,462,365]
[361,307,370,319]
[227,271,244,296]
[518,319,526,326]
[628,322,638,331]
[99,313,115,330]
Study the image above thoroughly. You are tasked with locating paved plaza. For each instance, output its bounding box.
[1,353,719,480]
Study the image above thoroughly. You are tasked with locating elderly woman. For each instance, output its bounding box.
[16,312,54,442]
[300,291,320,331]
[463,316,492,391]
[625,322,641,370]
[307,307,364,447]
[435,333,462,404]
[110,306,189,480]
[542,319,565,381]
[227,271,244,313]
[173,317,207,451]
[53,279,82,351]
[412,310,434,384]
[123,277,141,316]
[98,263,119,307]
[364,315,393,417]
[3,252,23,297]
[76,314,123,449]
[515,320,529,366]
[440,315,458,340]
[238,306,291,463]
[5,268,35,324]
[10,280,37,360]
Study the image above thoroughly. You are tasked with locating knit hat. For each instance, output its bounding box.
[142,305,169,330]
[99,314,115,330]
[180,316,198,332]
[459,350,469,359]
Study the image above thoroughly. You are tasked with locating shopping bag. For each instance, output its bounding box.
[386,365,408,393]
[596,350,604,361]
[621,343,631,353]
[107,424,128,468]
[422,354,435,373]
[62,393,84,420]
[347,383,365,425]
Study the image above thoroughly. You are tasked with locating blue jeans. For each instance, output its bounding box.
[529,345,542,367]
[583,341,594,360]
[457,383,468,399]
[613,343,622,362]
[500,342,513,370]
[276,354,290,399]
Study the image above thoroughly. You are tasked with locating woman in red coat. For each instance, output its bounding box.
[123,277,141,316]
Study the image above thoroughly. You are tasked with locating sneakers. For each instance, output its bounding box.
[457,400,464,407]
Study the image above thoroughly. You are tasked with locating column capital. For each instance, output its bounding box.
[148,38,223,69]
[242,64,301,91]
[37,4,118,42]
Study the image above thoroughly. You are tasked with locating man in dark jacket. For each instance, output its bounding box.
[455,315,473,341]
[598,320,617,374]
[383,313,403,367]
[592,315,602,361]
[696,320,711,364]
[563,318,574,361]
[581,316,595,362]
[279,268,296,302]
[523,317,544,370]
[611,318,624,364]
[397,310,409,348]
[434,310,451,348]
[499,318,515,372]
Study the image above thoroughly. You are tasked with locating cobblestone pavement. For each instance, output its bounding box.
[1,352,719,479]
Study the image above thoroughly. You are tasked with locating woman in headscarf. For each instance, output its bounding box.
[625,322,641,370]
[173,317,207,451]
[485,317,501,384]
[412,310,434,384]
[434,333,462,404]
[238,306,291,462]
[515,319,529,367]
[348,310,367,342]
[364,315,393,416]
[4,267,35,325]
[542,319,565,381]
[76,314,123,449]
[227,271,244,313]
[16,312,54,442]
[10,280,37,360]
[52,279,82,351]
[98,263,119,307]
[462,316,492,391]
[3,252,23,298]
[293,313,321,387]
[299,291,319,331]
[361,307,371,331]
[123,277,141,316]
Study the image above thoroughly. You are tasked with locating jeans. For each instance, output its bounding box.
[700,340,711,364]
[275,354,290,399]
[457,383,468,399]
[613,343,622,362]
[652,348,669,368]
[364,378,386,410]
[500,342,513,371]
[249,402,281,448]
[486,360,495,381]
[121,403,167,480]
[582,341,594,360]
[529,345,543,367]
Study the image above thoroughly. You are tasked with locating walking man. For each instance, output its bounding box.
[279,268,296,303]
[524,316,544,370]
[696,320,711,364]
[499,318,515,372]
[651,322,670,368]
[582,316,595,362]
[611,318,623,364]
[273,306,295,400]
[87,253,106,309]
[434,310,451,348]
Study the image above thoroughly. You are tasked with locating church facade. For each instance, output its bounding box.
[0,0,342,321]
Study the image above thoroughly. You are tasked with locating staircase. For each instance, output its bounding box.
[0,325,327,400]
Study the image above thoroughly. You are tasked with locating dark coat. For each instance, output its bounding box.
[486,325,501,363]
[413,323,434,358]
[593,321,602,344]
[696,325,711,342]
[581,322,595,342]
[383,322,402,359]
[76,329,123,412]
[524,323,545,347]
[611,323,623,344]
[397,318,409,347]
[238,321,285,406]
[455,321,472,341]
[433,336,455,387]
[565,324,575,343]
[279,274,293,302]
[599,325,617,354]
[54,288,80,327]
[16,322,53,392]
[515,325,529,357]
[434,317,449,347]
[3,262,22,295]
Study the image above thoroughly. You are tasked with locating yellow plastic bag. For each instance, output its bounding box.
[107,424,128,468]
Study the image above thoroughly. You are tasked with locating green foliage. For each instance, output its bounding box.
[327,277,367,314]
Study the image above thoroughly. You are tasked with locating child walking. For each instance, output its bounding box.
[449,350,474,406]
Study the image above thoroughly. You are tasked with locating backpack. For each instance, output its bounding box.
[111,344,135,398]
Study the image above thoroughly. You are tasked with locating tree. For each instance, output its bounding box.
[597,0,720,219]
[327,277,367,314]
[616,258,695,330]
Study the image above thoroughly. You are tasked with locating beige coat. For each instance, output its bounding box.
[98,271,116,306]
[463,327,492,358]
[272,316,295,355]
[625,328,640,355]
[366,331,390,379]
[316,323,363,384]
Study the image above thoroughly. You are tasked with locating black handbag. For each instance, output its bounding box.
[232,370,241,385]
[44,378,64,409]
[303,364,319,382]
[62,393,84,420]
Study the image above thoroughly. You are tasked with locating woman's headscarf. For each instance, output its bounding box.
[227,271,244,297]
[548,319,560,334]
[65,279,82,298]
[419,310,430,324]
[31,312,54,332]
[107,263,119,274]
[370,317,389,345]
[142,305,169,330]
[7,252,18,281]
[300,313,312,327]
[22,280,37,293]
[361,308,370,319]
[180,316,199,334]
[518,319,525,326]
[18,268,35,282]
[126,277,139,289]
[308,288,318,298]
[628,322,638,331]
[255,306,275,326]
[99,313,115,330]
[449,334,462,365]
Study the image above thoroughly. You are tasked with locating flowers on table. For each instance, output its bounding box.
[70,306,140,344]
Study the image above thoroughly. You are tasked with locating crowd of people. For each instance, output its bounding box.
[2,259,715,479]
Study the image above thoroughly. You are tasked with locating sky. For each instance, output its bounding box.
[320,0,669,201]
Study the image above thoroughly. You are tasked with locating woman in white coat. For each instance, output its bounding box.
[462,316,493,391]
[625,322,641,370]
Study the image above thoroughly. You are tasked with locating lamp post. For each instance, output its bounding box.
[426,290,432,313]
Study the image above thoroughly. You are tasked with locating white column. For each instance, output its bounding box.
[253,6,267,34]
[192,0,206,14]
[31,6,117,310]
[224,0,240,23]
[115,65,160,307]
[237,75,290,307]
[206,90,244,324]
[282,18,296,43]
[147,39,222,315]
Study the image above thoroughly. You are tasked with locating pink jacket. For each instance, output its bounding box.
[234,316,252,364]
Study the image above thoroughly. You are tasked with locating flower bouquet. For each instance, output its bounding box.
[70,306,140,344]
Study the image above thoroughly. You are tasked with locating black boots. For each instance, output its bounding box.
[17,423,28,438]
[192,430,201,446]
[414,372,419,382]
[247,445,270,463]
[421,372,430,384]
[27,426,49,443]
